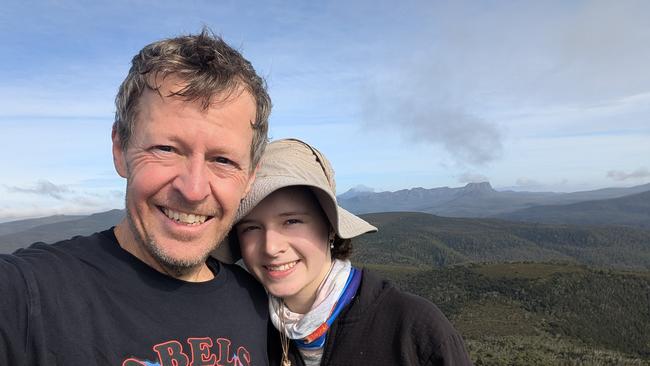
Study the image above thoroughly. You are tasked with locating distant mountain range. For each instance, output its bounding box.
[496,190,650,229]
[0,214,85,236]
[338,182,650,226]
[0,209,124,254]
[1,182,649,254]
[2,209,649,271]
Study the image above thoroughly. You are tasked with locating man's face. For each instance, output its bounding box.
[112,79,257,277]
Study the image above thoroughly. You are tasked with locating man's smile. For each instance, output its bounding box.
[161,207,211,225]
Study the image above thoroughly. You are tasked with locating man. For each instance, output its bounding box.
[0,29,272,365]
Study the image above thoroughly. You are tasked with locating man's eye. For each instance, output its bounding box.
[213,156,235,166]
[154,145,174,152]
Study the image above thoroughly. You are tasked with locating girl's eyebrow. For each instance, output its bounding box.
[237,218,257,226]
[238,211,311,225]
[278,211,310,217]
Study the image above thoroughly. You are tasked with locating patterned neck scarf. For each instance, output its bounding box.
[269,259,362,366]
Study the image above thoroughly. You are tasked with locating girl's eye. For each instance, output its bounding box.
[238,225,259,234]
[285,219,302,225]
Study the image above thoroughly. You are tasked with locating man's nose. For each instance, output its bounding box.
[172,157,210,203]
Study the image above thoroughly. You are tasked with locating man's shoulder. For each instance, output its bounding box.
[2,229,115,272]
[0,230,116,304]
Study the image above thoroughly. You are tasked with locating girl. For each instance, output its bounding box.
[229,138,471,366]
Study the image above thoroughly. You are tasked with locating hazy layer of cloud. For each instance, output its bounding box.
[516,178,542,188]
[1,179,124,222]
[607,168,650,181]
[5,180,72,200]
[508,177,571,192]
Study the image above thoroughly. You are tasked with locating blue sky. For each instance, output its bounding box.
[1,0,649,222]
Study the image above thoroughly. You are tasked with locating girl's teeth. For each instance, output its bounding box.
[268,261,297,271]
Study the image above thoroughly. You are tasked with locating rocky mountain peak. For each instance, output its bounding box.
[461,181,495,193]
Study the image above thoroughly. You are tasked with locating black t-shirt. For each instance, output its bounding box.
[0,229,269,365]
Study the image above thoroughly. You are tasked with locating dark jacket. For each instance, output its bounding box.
[270,269,472,365]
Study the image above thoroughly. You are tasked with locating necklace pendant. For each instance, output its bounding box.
[282,359,291,366]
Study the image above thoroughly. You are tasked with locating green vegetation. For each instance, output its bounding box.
[355,212,650,270]
[359,262,650,364]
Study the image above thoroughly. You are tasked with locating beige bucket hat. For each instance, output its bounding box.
[213,138,377,263]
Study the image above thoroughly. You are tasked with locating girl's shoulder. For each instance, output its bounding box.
[361,269,450,327]
[351,269,472,365]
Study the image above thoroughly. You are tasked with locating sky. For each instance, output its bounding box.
[1,0,649,222]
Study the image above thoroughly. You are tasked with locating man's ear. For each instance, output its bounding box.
[112,125,128,178]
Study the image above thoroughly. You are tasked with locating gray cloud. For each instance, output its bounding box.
[607,168,650,181]
[458,173,489,184]
[361,76,503,166]
[5,180,72,200]
[406,108,502,166]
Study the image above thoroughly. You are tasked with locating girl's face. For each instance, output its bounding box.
[236,187,332,312]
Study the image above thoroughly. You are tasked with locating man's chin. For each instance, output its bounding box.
[144,240,213,276]
[159,259,207,278]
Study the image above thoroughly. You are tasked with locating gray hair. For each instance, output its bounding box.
[113,28,271,169]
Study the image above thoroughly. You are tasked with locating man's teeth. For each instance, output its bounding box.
[163,208,208,225]
[267,261,298,271]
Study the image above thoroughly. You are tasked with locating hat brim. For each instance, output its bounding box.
[310,187,377,239]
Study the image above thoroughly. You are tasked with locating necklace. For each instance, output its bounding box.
[277,300,292,366]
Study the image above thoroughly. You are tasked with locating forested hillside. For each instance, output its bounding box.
[362,262,650,365]
[351,212,650,364]
[355,212,650,270]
